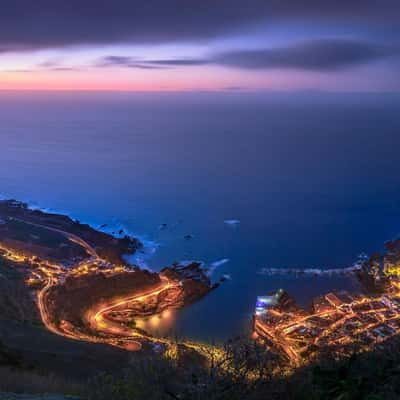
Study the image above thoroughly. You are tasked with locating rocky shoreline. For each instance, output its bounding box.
[0,200,142,265]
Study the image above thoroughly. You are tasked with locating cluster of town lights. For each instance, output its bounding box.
[0,237,219,362]
[11,215,400,372]
[253,281,400,367]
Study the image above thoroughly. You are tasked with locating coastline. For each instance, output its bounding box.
[0,199,219,361]
[0,192,160,268]
[2,197,400,371]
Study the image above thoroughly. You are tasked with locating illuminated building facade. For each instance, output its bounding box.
[255,289,284,315]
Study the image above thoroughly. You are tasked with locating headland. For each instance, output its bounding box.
[0,199,217,360]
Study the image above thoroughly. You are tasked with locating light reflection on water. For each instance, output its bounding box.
[136,309,178,337]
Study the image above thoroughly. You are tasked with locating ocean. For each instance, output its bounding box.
[1,91,400,342]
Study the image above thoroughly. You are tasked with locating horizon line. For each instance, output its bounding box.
[1,88,400,95]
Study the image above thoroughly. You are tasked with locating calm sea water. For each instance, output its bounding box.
[1,91,400,341]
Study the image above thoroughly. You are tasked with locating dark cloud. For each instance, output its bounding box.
[213,39,398,71]
[97,56,166,69]
[98,39,398,72]
[97,56,205,69]
[141,59,209,66]
[47,67,81,71]
[36,60,82,71]
[0,1,399,52]
[37,60,61,69]
[97,56,138,67]
[222,86,248,91]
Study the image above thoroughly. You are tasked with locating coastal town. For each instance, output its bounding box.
[253,239,400,366]
[3,198,400,372]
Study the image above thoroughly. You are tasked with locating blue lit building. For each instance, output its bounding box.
[255,289,284,315]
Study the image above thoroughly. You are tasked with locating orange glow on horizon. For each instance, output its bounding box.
[0,72,190,91]
[2,62,397,92]
[0,67,245,91]
[0,65,329,92]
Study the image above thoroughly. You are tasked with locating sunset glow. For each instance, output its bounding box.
[1,1,399,91]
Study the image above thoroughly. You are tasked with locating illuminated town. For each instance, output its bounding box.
[253,240,400,367]
[3,199,400,372]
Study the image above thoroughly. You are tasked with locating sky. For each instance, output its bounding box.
[1,0,399,91]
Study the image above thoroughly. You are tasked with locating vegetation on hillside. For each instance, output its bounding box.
[85,336,400,400]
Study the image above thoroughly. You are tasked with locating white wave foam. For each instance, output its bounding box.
[211,258,230,268]
[123,235,160,270]
[94,219,161,265]
[207,258,230,276]
[257,264,361,277]
[224,219,240,226]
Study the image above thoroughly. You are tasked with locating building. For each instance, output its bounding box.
[255,289,284,315]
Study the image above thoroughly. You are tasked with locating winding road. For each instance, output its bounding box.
[11,217,176,351]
